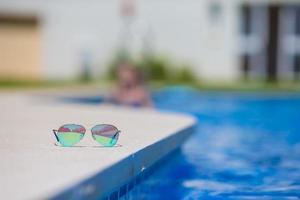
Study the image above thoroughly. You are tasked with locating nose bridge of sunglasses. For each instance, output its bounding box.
[75,132,93,145]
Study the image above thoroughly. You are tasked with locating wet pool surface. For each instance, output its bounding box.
[136,88,300,200]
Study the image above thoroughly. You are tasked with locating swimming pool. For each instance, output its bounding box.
[59,88,300,199]
[134,87,300,200]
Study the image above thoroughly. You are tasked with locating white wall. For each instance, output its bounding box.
[0,0,243,82]
[0,0,121,80]
[41,1,121,79]
[136,0,241,82]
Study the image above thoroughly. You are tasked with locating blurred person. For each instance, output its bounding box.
[110,61,152,107]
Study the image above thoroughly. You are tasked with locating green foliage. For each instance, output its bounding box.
[174,65,197,83]
[79,66,92,83]
[140,56,197,84]
[106,53,198,84]
[139,56,169,81]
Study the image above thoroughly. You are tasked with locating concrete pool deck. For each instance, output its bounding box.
[0,92,196,200]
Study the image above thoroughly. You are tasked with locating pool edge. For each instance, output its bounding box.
[48,120,197,200]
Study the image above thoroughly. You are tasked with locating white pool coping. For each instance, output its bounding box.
[0,93,196,200]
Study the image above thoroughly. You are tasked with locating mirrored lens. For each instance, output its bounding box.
[57,124,85,147]
[91,124,119,147]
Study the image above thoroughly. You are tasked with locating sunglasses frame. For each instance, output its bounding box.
[53,124,121,147]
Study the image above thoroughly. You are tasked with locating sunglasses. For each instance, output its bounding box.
[53,124,120,147]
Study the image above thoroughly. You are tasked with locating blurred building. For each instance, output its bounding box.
[0,0,300,82]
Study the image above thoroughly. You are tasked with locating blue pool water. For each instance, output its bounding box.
[136,88,300,200]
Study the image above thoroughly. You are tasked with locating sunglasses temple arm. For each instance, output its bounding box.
[113,130,121,139]
[53,129,59,142]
